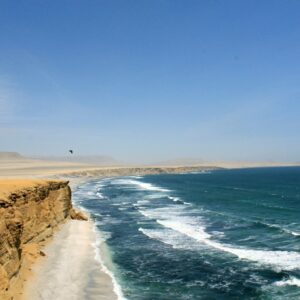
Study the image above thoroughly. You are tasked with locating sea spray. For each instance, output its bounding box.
[91,227,127,300]
[73,182,126,300]
[73,169,300,299]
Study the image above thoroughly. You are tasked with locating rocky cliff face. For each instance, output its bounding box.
[60,166,220,178]
[0,180,73,299]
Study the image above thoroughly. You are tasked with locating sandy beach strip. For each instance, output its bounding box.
[22,219,118,300]
[0,161,121,300]
[5,158,295,300]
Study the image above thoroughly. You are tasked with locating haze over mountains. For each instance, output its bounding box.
[0,152,119,165]
[1,152,300,169]
[31,155,120,166]
[0,152,26,160]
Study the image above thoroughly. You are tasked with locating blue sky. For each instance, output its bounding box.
[1,0,300,163]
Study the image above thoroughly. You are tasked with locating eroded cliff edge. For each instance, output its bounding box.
[0,180,79,299]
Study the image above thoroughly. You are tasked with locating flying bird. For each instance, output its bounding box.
[69,150,73,154]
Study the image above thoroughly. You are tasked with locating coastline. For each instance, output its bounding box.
[2,162,299,299]
[10,166,216,300]
[23,220,118,300]
[20,176,120,300]
[0,180,74,300]
[0,177,119,300]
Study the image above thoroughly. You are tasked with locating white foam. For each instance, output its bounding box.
[112,179,170,192]
[158,219,300,271]
[133,200,150,207]
[190,170,212,175]
[139,227,165,241]
[96,192,105,199]
[139,209,152,219]
[138,200,149,204]
[157,220,212,240]
[95,183,105,189]
[139,206,300,271]
[168,196,181,202]
[73,182,126,299]
[130,180,170,192]
[289,231,300,236]
[92,228,127,300]
[167,196,191,205]
[282,228,300,236]
[138,227,200,250]
[274,276,300,287]
[262,222,300,237]
[145,194,164,200]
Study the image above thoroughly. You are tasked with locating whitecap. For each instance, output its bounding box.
[139,206,300,271]
[138,227,201,251]
[96,192,105,199]
[260,222,300,237]
[274,276,300,287]
[92,230,127,300]
[133,200,150,207]
[139,210,152,219]
[157,218,300,271]
[111,179,170,192]
[285,229,300,237]
[167,196,185,204]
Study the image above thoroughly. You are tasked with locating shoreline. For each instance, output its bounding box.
[21,177,120,300]
[23,219,118,300]
[92,222,125,300]
[21,167,216,300]
[0,180,74,300]
[3,163,300,299]
[72,178,125,300]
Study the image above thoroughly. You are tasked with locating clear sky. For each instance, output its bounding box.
[1,0,300,163]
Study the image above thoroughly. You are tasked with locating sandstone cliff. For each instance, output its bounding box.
[0,180,77,299]
[60,165,220,178]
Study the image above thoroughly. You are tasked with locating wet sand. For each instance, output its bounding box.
[2,158,299,300]
[23,220,118,300]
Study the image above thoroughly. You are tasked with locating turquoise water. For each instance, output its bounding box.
[73,167,300,299]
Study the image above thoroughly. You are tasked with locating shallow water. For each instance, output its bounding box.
[73,167,300,299]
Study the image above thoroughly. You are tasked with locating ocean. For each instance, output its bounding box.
[73,167,300,299]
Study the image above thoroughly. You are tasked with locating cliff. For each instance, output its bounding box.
[0,180,78,299]
[60,165,220,178]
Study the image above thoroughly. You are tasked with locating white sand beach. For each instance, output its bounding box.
[0,156,120,300]
[1,155,299,300]
[23,220,118,300]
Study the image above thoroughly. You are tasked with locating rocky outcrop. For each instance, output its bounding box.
[70,208,88,221]
[60,166,220,178]
[0,180,74,299]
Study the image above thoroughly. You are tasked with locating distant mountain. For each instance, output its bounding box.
[152,158,300,168]
[31,155,120,166]
[151,158,207,166]
[0,152,26,160]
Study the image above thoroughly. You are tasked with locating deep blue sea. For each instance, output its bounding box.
[73,167,300,299]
